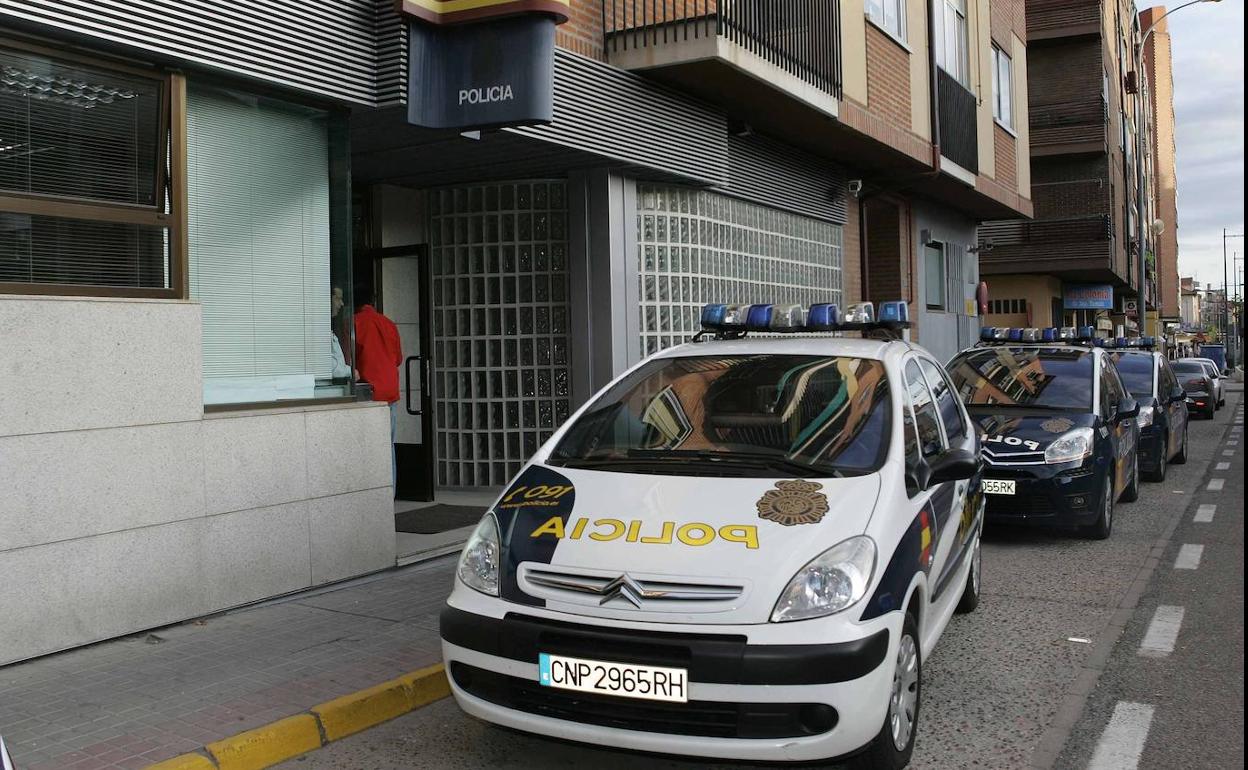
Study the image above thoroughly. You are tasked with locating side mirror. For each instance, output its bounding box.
[1118,398,1140,420]
[1168,389,1186,404]
[928,448,982,486]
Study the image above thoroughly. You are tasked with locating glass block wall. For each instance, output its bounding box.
[636,185,844,355]
[429,182,572,488]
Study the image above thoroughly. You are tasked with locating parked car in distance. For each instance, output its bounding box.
[1183,358,1226,408]
[1108,349,1189,482]
[946,328,1140,540]
[1173,360,1217,419]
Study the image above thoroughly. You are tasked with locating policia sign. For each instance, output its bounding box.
[399,0,570,130]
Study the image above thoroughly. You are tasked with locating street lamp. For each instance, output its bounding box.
[1223,228,1244,364]
[1133,0,1222,338]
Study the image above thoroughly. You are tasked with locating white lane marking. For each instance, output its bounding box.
[1207,479,1225,491]
[1174,544,1204,570]
[1139,605,1185,657]
[1194,504,1216,523]
[1224,450,1236,456]
[1087,701,1156,770]
[1229,441,1240,446]
[1216,462,1230,470]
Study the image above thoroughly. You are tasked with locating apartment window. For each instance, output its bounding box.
[992,46,1013,128]
[187,84,352,405]
[936,0,970,86]
[988,298,1027,315]
[0,42,176,295]
[867,0,907,41]
[925,242,946,311]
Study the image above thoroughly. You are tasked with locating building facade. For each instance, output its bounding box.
[1140,5,1180,331]
[1180,276,1201,330]
[979,0,1156,338]
[0,0,1030,664]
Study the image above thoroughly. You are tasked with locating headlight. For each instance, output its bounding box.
[457,514,501,596]
[771,536,876,623]
[1045,427,1094,464]
[1136,406,1154,429]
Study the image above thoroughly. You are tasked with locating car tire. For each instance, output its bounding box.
[955,529,982,614]
[1145,434,1167,482]
[1120,453,1140,503]
[1172,424,1189,465]
[847,614,921,770]
[1083,471,1114,540]
[1207,403,1217,420]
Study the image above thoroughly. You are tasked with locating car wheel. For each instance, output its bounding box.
[1172,424,1189,465]
[1207,403,1217,420]
[1083,471,1114,540]
[955,529,982,614]
[1120,453,1140,502]
[1145,434,1167,482]
[847,614,921,770]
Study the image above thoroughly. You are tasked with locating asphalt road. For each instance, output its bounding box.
[281,388,1243,770]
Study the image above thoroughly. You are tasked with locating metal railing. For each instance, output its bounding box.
[602,0,842,99]
[937,68,978,173]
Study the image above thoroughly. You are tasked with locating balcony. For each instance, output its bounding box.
[602,1,842,127]
[937,68,978,175]
[1028,0,1102,40]
[979,215,1125,282]
[1030,97,1108,155]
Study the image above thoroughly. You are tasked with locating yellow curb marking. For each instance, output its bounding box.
[146,754,217,770]
[207,714,322,770]
[146,664,449,770]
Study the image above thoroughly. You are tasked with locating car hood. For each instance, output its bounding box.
[488,463,882,625]
[969,408,1097,461]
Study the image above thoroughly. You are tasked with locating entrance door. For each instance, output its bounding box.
[375,247,435,501]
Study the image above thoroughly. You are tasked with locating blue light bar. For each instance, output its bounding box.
[701,303,727,328]
[1008,329,1023,342]
[1077,326,1096,340]
[1041,328,1058,342]
[980,326,998,342]
[842,302,876,325]
[806,303,840,330]
[1115,337,1128,348]
[879,301,909,325]
[745,304,774,330]
[1140,336,1156,348]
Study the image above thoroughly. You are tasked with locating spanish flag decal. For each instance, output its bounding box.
[918,508,933,568]
[398,0,570,25]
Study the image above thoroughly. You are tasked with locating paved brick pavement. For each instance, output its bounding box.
[0,557,454,769]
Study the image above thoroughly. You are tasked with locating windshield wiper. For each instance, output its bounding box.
[627,449,842,478]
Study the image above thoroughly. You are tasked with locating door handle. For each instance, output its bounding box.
[404,355,423,417]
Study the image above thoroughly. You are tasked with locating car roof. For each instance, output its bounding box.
[654,335,908,365]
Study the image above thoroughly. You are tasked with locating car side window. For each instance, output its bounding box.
[919,358,966,444]
[1102,359,1127,412]
[1158,360,1178,399]
[1098,360,1116,417]
[905,360,946,458]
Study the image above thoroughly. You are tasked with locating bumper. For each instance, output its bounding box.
[440,603,897,762]
[1186,394,1213,414]
[981,463,1106,527]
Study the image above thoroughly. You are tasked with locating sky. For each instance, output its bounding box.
[1154,0,1246,291]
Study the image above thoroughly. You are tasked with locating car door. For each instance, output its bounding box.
[915,357,979,602]
[1157,358,1188,457]
[1099,356,1136,497]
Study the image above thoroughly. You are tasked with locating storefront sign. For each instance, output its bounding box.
[402,0,568,130]
[1063,284,1114,310]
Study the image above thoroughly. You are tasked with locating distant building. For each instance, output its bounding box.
[1180,276,1201,330]
[1140,7,1180,332]
[978,0,1159,338]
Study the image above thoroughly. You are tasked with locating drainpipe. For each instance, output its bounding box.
[928,0,942,171]
[859,193,870,302]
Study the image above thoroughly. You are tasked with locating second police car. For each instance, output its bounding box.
[1108,341,1190,482]
[946,328,1141,539]
[441,301,983,769]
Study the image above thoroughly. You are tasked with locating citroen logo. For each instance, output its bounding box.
[599,574,661,607]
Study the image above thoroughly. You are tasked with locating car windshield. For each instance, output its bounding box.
[548,354,892,477]
[1172,361,1205,375]
[947,347,1093,410]
[1199,362,1219,377]
[1109,353,1155,398]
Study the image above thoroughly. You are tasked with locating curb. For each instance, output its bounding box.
[147,663,449,770]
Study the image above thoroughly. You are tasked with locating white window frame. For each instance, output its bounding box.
[925,241,947,311]
[992,45,1013,129]
[867,0,907,43]
[935,0,970,86]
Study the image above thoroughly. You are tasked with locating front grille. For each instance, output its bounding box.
[450,663,838,739]
[982,446,1046,466]
[520,565,744,611]
[986,494,1055,517]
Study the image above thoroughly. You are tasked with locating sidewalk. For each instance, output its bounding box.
[0,557,456,770]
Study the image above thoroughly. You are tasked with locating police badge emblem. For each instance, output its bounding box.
[756,480,830,526]
[1041,417,1075,433]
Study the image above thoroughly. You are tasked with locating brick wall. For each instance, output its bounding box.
[1031,155,1110,219]
[559,0,606,60]
[843,196,862,304]
[863,197,915,336]
[993,125,1017,193]
[865,24,911,130]
[1027,37,1102,107]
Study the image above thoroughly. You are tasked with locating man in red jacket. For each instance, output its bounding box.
[354,285,403,490]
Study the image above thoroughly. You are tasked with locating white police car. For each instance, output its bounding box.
[441,301,984,769]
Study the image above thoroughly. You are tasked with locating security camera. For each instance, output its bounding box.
[847,179,864,198]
